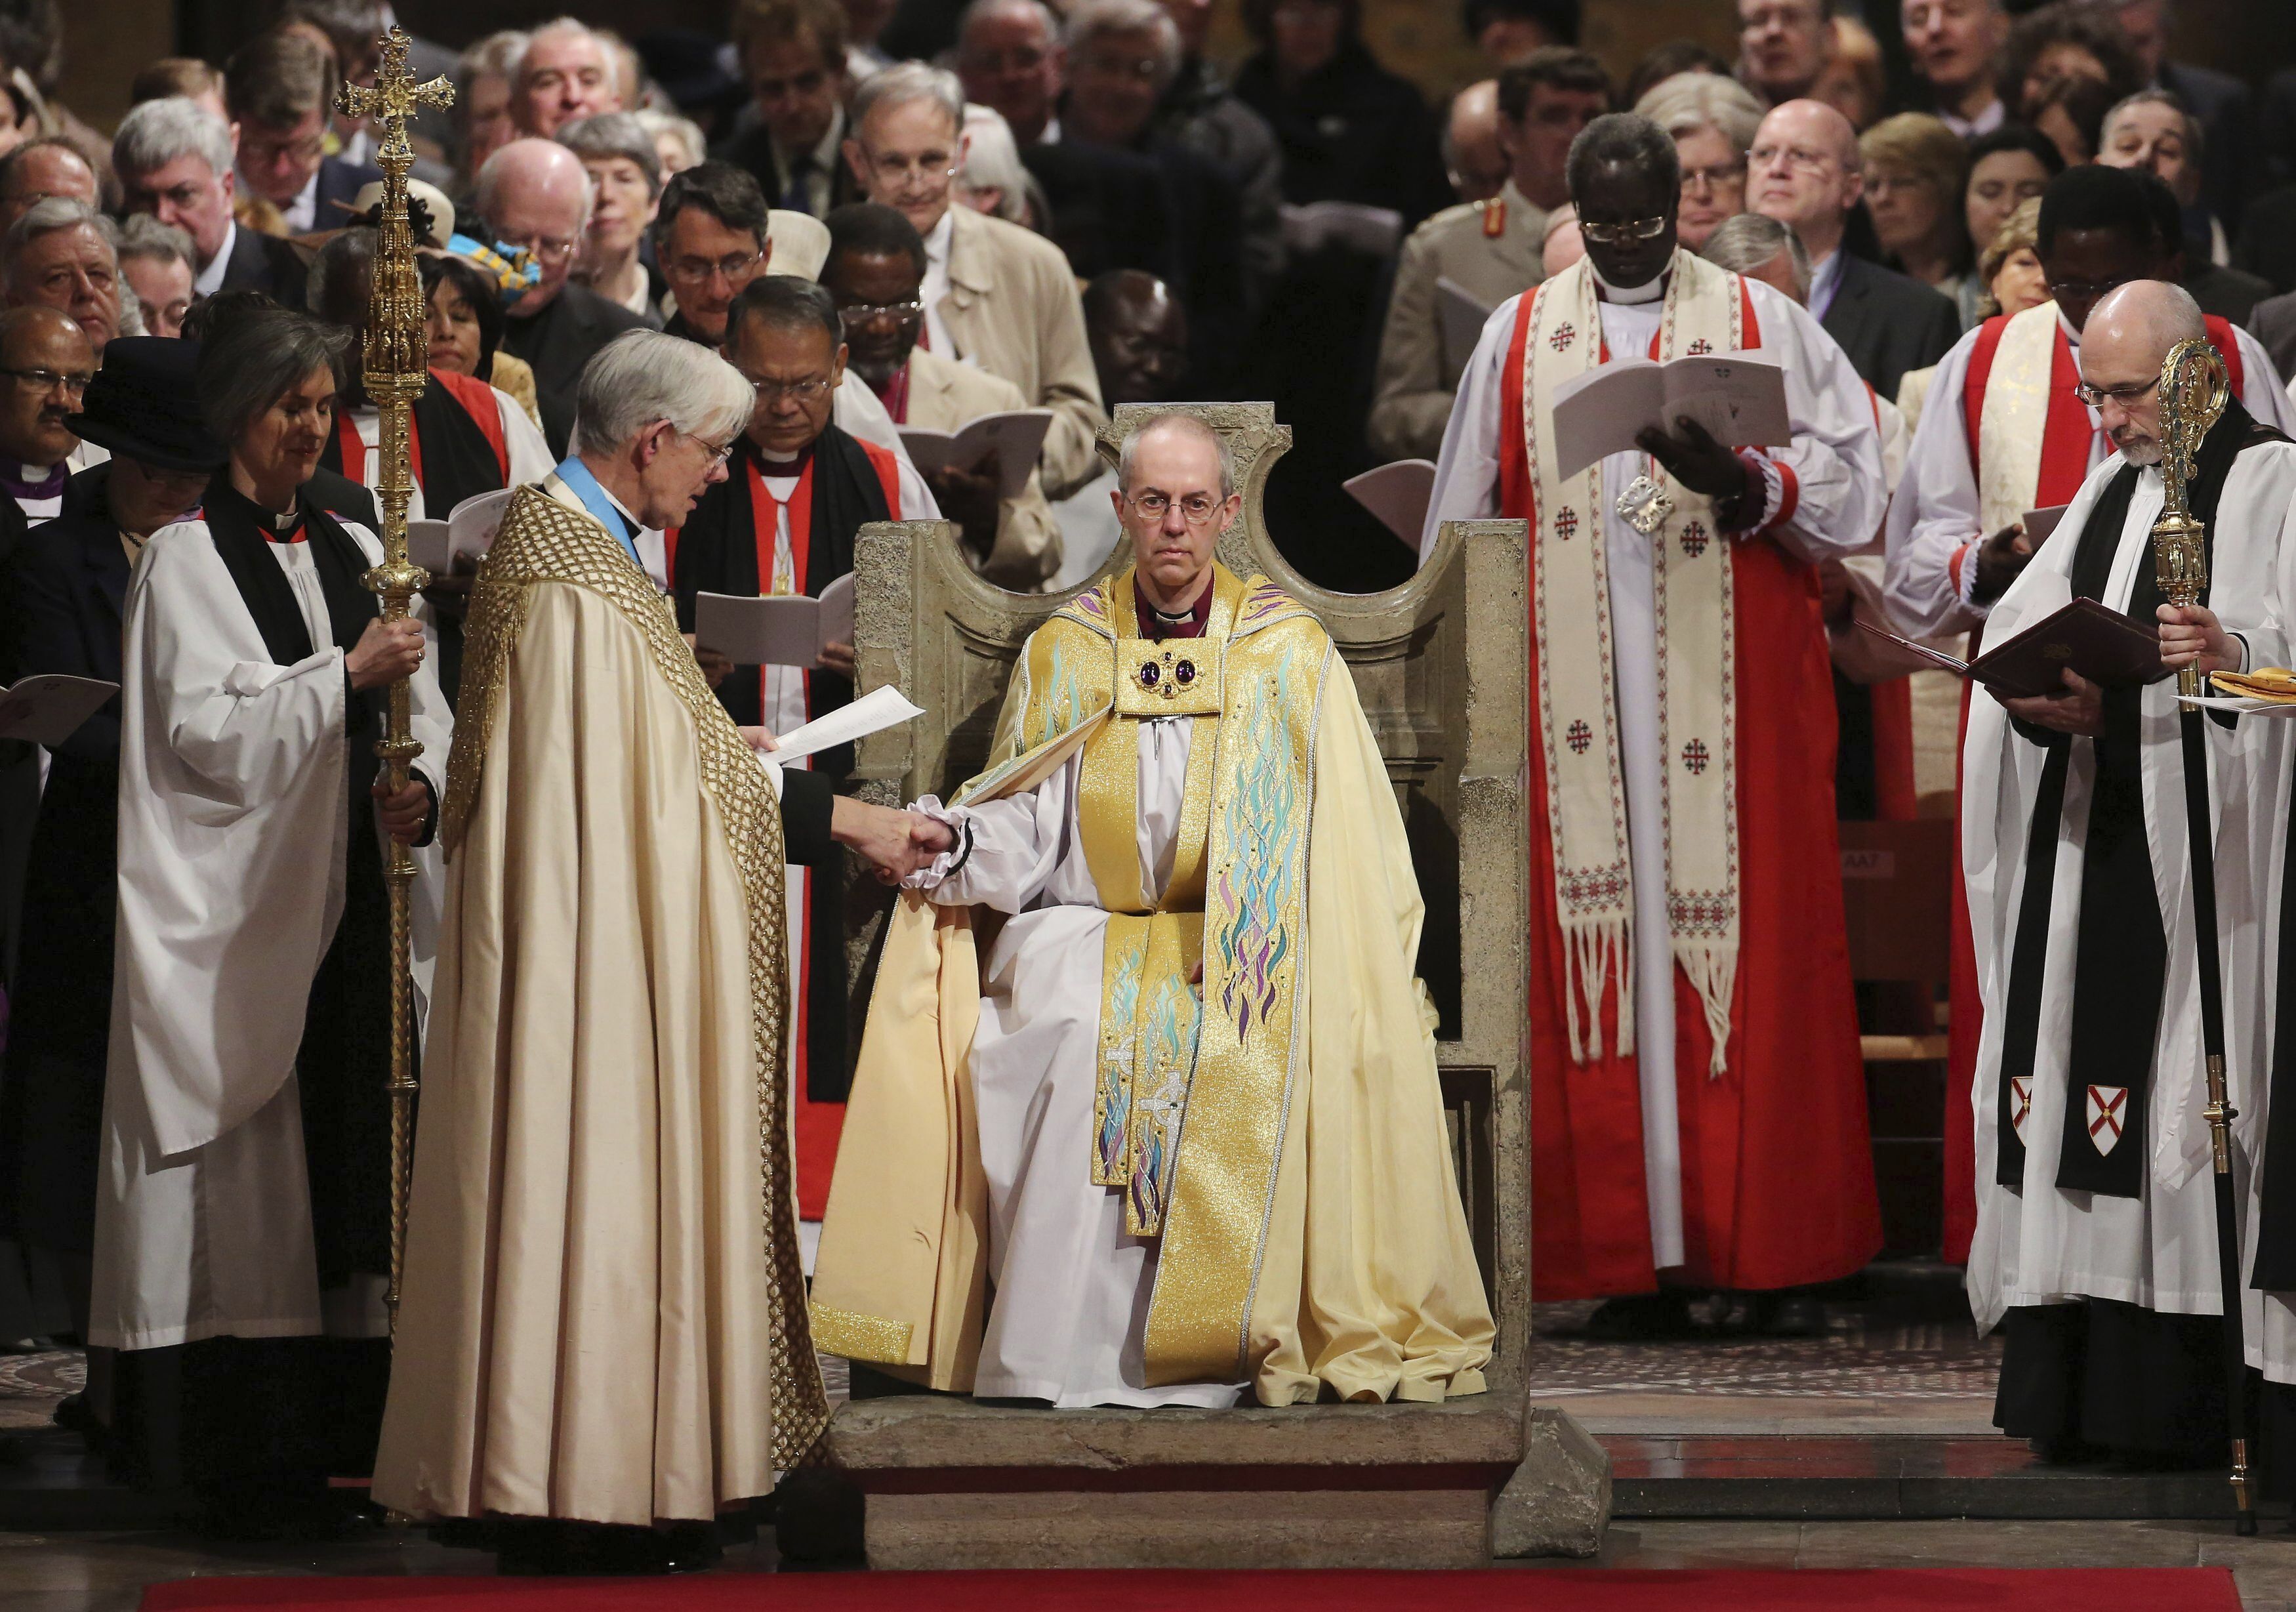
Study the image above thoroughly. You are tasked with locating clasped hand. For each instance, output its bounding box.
[739,726,954,882]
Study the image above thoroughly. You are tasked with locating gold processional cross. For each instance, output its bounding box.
[337,30,451,1328]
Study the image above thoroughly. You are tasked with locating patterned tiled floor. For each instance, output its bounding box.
[0,1347,81,1429]
[1527,1294,2002,1401]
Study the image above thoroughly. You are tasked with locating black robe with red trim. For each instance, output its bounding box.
[666,423,902,1218]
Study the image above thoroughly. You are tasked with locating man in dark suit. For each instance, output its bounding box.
[112,96,308,311]
[226,29,383,237]
[479,138,649,455]
[716,0,865,218]
[1752,98,1959,399]
[0,337,222,1333]
[2112,0,2254,224]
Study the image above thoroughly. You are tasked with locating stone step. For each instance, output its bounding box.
[1606,1435,2264,1521]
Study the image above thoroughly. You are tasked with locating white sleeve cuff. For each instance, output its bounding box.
[903,796,970,890]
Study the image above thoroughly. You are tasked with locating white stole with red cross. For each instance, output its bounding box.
[1525,251,1744,1074]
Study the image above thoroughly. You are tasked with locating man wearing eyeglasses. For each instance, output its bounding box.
[1425,111,1887,1340]
[844,64,1109,501]
[812,409,1496,1410]
[1748,100,1959,403]
[1961,278,2296,1470]
[224,30,382,239]
[670,277,936,1230]
[0,307,100,523]
[113,97,309,312]
[480,138,650,456]
[1372,46,1612,463]
[823,201,1061,590]
[1880,165,2296,1268]
[375,329,933,1569]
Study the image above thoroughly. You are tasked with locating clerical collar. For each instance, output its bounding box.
[211,481,306,543]
[0,459,66,504]
[1136,573,1213,640]
[1591,260,1667,305]
[753,440,815,479]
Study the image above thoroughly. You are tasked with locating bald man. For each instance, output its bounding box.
[1445,80,1506,203]
[1749,98,1958,398]
[479,138,649,455]
[1964,279,2296,1470]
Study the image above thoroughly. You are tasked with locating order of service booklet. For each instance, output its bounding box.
[1549,352,1792,481]
[897,409,1054,499]
[695,574,856,669]
[1855,594,2164,700]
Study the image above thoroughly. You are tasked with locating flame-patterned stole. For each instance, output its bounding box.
[1525,251,1744,1073]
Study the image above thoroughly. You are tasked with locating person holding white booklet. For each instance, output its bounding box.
[1423,112,1886,1340]
[374,331,932,1573]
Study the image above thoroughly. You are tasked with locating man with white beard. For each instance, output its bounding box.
[1963,278,2296,1466]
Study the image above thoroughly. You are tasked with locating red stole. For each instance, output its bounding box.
[328,369,511,494]
[1498,286,1879,1298]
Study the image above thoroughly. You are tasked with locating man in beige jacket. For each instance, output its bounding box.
[1367,48,1609,463]
[842,62,1107,501]
[823,200,1063,590]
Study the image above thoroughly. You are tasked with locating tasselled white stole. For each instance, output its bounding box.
[1525,251,1744,1075]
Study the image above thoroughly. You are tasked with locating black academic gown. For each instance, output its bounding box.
[670,428,890,1109]
[1991,399,2283,1464]
[0,468,129,1280]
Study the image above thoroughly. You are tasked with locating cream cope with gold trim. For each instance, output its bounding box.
[372,476,826,1527]
[810,564,1496,1402]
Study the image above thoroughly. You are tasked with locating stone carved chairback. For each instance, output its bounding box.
[848,402,1532,1384]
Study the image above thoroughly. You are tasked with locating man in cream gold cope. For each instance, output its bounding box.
[811,413,1494,1407]
[1425,112,1887,1337]
[373,332,930,1573]
[1961,281,2296,1467]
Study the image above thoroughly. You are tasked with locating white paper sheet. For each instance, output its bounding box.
[1436,277,1492,362]
[754,684,926,794]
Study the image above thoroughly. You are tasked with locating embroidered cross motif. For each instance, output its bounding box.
[1553,507,1580,541]
[1680,520,1710,558]
[1548,322,1577,352]
[1687,338,1713,356]
[1566,718,1593,754]
[2010,1076,2032,1138]
[2087,1085,2128,1155]
[1681,739,1711,775]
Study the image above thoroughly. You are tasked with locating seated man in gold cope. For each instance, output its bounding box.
[811,413,1496,1406]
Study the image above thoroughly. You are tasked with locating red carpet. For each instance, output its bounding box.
[140,1567,2242,1611]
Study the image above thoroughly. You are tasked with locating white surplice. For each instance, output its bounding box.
[89,512,451,1350]
[1963,441,2296,1338]
[907,714,1243,1407]
[1421,274,1885,1268]
[1884,311,2296,639]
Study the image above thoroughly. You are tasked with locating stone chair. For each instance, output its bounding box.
[827,403,1606,1567]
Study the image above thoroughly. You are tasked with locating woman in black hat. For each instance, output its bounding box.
[0,335,223,1347]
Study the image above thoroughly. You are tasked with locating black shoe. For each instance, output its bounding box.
[2028,1434,2113,1466]
[1584,1293,1698,1340]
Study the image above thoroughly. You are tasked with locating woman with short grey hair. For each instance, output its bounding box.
[94,300,451,1529]
[558,112,664,323]
[1700,211,1812,303]
[1632,73,1764,252]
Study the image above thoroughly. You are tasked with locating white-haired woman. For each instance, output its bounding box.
[92,306,451,1535]
[1633,72,1764,252]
